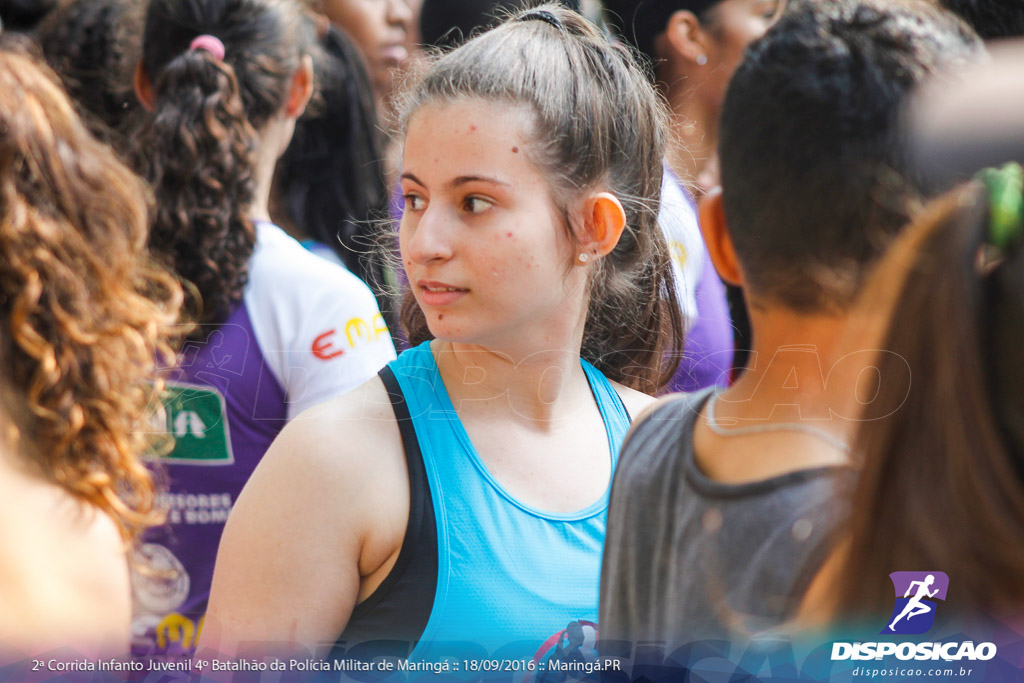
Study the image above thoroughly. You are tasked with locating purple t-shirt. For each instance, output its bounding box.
[130,223,396,660]
[659,166,734,392]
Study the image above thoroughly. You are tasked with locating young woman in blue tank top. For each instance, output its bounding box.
[203,4,685,669]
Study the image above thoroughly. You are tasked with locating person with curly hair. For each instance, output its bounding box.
[131,0,397,658]
[0,49,182,657]
[36,0,146,156]
[599,0,982,649]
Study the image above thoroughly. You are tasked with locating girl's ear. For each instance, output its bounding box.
[698,187,744,286]
[134,62,155,112]
[285,55,314,119]
[664,9,712,68]
[579,192,627,262]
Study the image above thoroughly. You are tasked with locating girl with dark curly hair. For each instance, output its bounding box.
[0,49,181,656]
[131,0,396,657]
[36,0,146,155]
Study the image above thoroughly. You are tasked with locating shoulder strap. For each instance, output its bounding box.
[379,365,427,488]
[342,366,437,640]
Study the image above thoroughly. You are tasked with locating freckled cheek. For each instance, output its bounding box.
[483,256,503,278]
[489,232,518,277]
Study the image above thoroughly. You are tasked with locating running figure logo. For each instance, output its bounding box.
[882,571,950,635]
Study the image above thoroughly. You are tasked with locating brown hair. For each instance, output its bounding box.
[0,51,183,541]
[37,0,146,156]
[827,179,1024,619]
[136,0,312,333]
[394,4,684,393]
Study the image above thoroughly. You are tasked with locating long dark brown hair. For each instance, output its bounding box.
[395,4,684,393]
[827,178,1024,619]
[0,51,183,541]
[272,21,394,322]
[136,0,311,333]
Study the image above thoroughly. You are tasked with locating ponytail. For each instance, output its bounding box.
[137,0,311,334]
[828,178,1024,619]
[138,48,257,329]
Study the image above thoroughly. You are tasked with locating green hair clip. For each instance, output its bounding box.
[977,162,1024,252]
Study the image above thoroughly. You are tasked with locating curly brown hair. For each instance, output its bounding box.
[0,50,183,542]
[136,0,312,334]
[37,0,146,156]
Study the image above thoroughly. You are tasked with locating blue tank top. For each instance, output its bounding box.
[387,341,630,666]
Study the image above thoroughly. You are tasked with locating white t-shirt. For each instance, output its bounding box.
[658,169,706,325]
[247,221,397,418]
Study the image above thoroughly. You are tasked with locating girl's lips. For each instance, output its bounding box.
[418,282,468,307]
[380,44,409,65]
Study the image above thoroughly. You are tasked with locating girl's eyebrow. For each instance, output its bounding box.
[451,175,511,188]
[401,172,512,189]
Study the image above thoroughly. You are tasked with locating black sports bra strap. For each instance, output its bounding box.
[337,366,437,648]
[379,365,428,488]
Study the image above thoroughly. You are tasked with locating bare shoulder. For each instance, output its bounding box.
[203,375,409,651]
[56,500,130,646]
[278,374,402,471]
[0,460,130,654]
[610,382,657,419]
[611,382,671,427]
[236,374,408,544]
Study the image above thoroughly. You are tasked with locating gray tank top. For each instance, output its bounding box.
[600,388,853,650]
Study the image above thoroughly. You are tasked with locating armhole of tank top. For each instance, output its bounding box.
[345,366,438,629]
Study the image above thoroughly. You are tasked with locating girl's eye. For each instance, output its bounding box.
[404,194,426,211]
[464,196,493,214]
[762,0,782,20]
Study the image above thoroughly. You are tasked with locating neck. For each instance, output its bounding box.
[432,340,590,425]
[250,118,290,224]
[664,80,717,183]
[721,303,866,433]
[249,149,275,224]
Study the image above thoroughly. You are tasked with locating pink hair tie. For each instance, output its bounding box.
[189,34,226,61]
